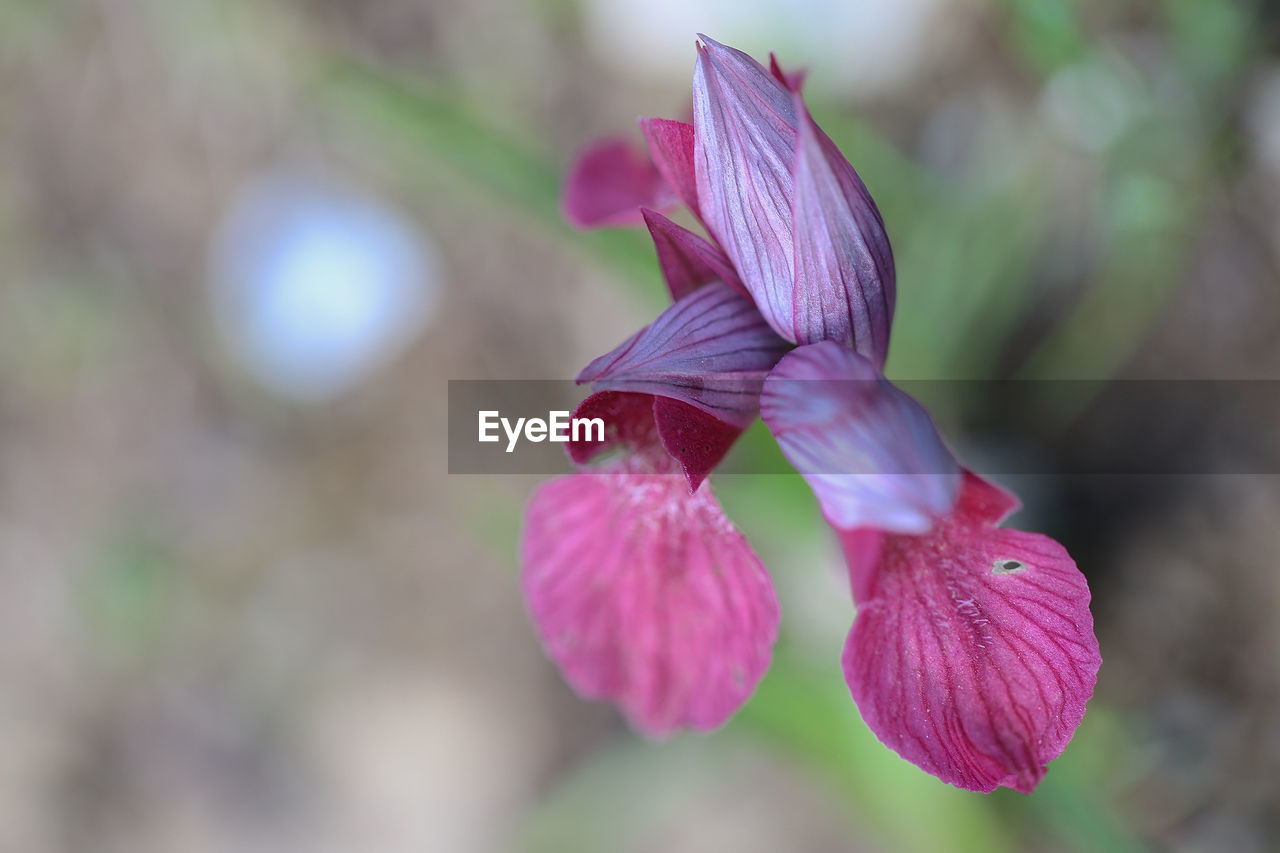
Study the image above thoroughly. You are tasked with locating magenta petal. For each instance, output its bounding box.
[640,118,700,219]
[653,396,741,492]
[791,97,895,363]
[568,391,741,492]
[693,37,799,341]
[642,209,747,300]
[761,342,960,533]
[577,282,791,429]
[521,463,779,735]
[565,390,660,466]
[841,472,1102,793]
[563,137,676,229]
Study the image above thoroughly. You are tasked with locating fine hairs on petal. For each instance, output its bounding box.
[521,463,779,735]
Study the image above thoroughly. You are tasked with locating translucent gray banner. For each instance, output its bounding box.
[447,380,1280,475]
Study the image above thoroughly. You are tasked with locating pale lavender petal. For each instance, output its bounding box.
[692,36,799,340]
[521,462,779,735]
[640,118,700,219]
[563,137,676,229]
[791,97,895,363]
[841,472,1102,793]
[642,209,746,300]
[577,282,792,429]
[761,342,960,534]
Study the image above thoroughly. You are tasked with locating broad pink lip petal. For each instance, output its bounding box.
[693,36,798,341]
[640,118,700,220]
[791,97,895,363]
[761,342,960,534]
[521,463,779,736]
[642,209,747,300]
[577,282,792,429]
[563,137,676,229]
[841,472,1102,794]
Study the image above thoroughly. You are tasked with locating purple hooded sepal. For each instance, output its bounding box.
[692,35,894,364]
[578,282,791,430]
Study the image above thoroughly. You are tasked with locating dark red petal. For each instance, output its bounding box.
[565,390,659,465]
[841,472,1101,793]
[640,118,700,220]
[562,137,676,229]
[653,396,742,492]
[642,209,747,301]
[521,463,779,736]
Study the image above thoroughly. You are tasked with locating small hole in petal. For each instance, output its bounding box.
[993,559,1025,574]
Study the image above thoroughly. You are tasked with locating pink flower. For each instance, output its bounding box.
[839,471,1100,793]
[525,36,1100,792]
[762,342,1100,792]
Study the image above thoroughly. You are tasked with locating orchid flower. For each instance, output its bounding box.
[522,36,1100,792]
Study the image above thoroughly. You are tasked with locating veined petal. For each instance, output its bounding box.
[521,462,779,735]
[692,36,798,340]
[791,97,895,363]
[761,341,960,534]
[692,37,895,357]
[577,282,791,429]
[642,209,746,300]
[563,137,676,229]
[841,472,1102,793]
[640,118,700,219]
